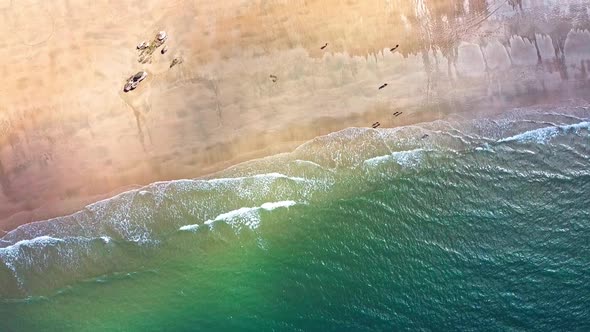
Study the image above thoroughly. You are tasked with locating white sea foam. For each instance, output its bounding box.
[206,173,307,184]
[390,149,426,167]
[0,236,65,286]
[499,121,590,144]
[294,159,335,173]
[0,236,64,253]
[178,224,200,232]
[209,206,260,228]
[0,171,315,248]
[475,143,494,152]
[0,235,115,263]
[363,154,391,165]
[260,200,297,211]
[0,234,126,292]
[294,159,324,168]
[180,200,298,231]
[3,110,587,263]
[364,149,425,167]
[162,172,313,203]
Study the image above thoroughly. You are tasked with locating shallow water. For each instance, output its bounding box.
[0,104,589,331]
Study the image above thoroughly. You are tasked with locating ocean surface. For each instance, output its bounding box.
[1,104,589,331]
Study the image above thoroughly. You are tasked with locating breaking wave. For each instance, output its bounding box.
[0,103,588,298]
[180,200,298,231]
[498,121,590,144]
[363,148,426,167]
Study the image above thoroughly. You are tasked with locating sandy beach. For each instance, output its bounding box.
[1,0,589,232]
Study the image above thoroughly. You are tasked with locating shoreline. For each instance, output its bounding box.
[2,84,588,234]
[2,0,590,233]
[0,100,468,232]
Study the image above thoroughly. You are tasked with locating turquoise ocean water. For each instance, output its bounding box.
[1,105,589,331]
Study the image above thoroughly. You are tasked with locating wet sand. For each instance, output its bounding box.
[1,0,589,231]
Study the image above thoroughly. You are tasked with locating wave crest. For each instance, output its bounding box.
[180,200,298,232]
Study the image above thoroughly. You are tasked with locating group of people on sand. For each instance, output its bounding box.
[317,42,405,130]
[125,30,183,92]
[126,36,411,132]
[267,42,405,129]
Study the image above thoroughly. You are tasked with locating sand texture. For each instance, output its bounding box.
[1,0,589,231]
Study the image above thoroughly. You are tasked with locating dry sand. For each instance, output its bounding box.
[0,0,589,231]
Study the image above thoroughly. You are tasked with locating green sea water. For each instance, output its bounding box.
[1,105,589,331]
